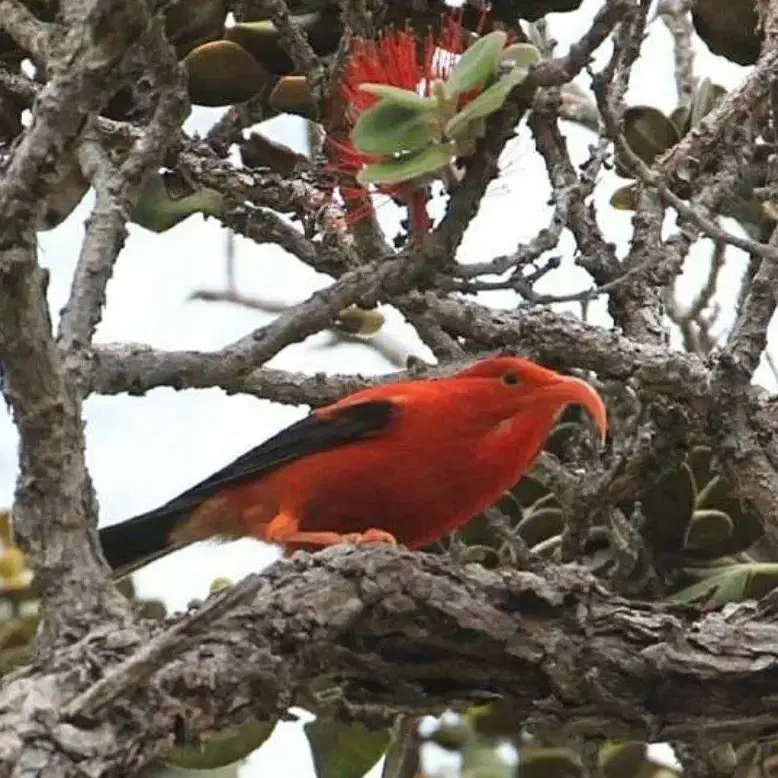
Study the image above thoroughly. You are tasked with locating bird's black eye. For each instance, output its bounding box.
[502,371,520,386]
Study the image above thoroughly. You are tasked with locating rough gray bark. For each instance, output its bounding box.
[3,547,778,775]
[0,0,777,775]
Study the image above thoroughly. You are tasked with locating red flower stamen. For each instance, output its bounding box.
[325,8,516,245]
[326,11,472,246]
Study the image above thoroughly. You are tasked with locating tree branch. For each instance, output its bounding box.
[0,0,49,63]
[5,547,778,775]
[86,343,370,404]
[58,21,188,381]
[425,295,712,400]
[82,295,705,405]
[0,0,150,239]
[0,239,130,649]
[0,0,158,647]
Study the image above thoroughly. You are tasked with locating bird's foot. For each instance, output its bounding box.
[350,528,398,545]
[266,514,398,549]
[294,528,398,546]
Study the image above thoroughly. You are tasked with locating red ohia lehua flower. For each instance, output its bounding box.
[327,12,536,247]
[329,11,481,246]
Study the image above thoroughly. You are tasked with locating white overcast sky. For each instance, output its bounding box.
[0,0,769,775]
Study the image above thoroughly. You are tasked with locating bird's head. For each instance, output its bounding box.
[450,355,608,443]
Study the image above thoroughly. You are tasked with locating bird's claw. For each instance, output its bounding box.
[342,528,398,545]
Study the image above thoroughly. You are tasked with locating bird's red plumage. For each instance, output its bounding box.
[172,355,607,553]
[99,356,606,574]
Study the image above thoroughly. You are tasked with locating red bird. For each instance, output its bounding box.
[100,356,607,576]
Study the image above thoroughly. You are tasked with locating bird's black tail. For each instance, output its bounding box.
[99,506,191,579]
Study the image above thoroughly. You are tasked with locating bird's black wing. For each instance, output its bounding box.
[100,400,396,575]
[157,399,395,515]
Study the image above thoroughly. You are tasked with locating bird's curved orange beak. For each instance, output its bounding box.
[535,375,608,443]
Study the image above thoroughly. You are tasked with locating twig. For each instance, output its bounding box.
[0,0,150,237]
[58,25,188,368]
[765,350,778,386]
[260,0,327,113]
[665,239,725,354]
[223,203,352,278]
[205,93,280,157]
[529,94,619,285]
[723,222,778,377]
[525,0,633,88]
[435,0,628,257]
[707,0,778,378]
[655,0,697,105]
[64,573,266,717]
[657,48,778,185]
[596,86,778,264]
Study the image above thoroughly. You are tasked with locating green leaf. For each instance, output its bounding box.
[459,544,501,566]
[609,183,638,211]
[305,718,390,778]
[690,78,726,129]
[351,100,434,156]
[671,563,778,606]
[467,116,488,141]
[224,11,341,76]
[500,42,541,69]
[359,83,438,111]
[167,719,277,770]
[640,461,696,553]
[598,742,648,778]
[511,474,551,508]
[432,717,477,750]
[520,746,582,778]
[155,765,242,778]
[131,172,226,233]
[495,491,523,524]
[599,742,681,778]
[517,507,564,547]
[445,30,507,98]
[616,105,680,177]
[381,716,417,778]
[357,143,454,185]
[465,700,525,739]
[684,509,734,550]
[461,742,518,778]
[694,473,763,556]
[669,105,691,136]
[445,67,529,140]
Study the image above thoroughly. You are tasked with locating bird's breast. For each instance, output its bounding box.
[263,428,528,548]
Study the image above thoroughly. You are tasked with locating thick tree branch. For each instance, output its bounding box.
[0,240,130,649]
[82,298,704,404]
[112,246,451,388]
[0,0,158,647]
[425,296,712,400]
[86,344,369,404]
[5,547,778,776]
